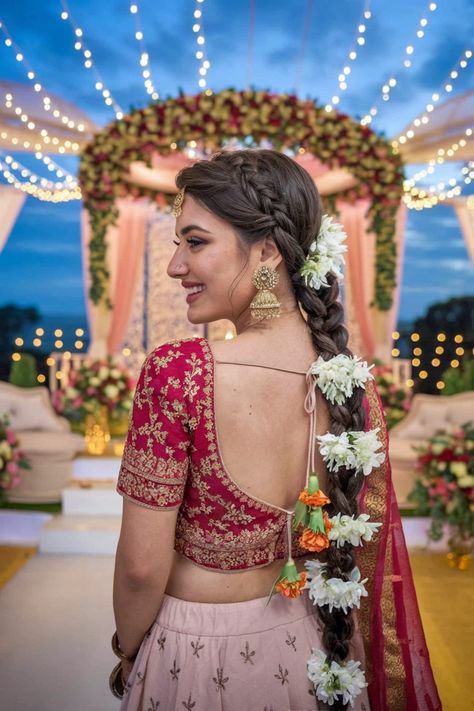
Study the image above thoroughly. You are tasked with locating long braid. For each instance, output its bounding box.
[294,273,366,692]
[177,149,367,710]
[233,157,367,697]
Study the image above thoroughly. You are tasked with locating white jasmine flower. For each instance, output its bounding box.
[317,432,356,472]
[110,368,121,379]
[305,561,368,613]
[307,649,367,707]
[300,215,347,290]
[310,354,374,405]
[98,367,110,380]
[89,377,100,387]
[351,428,385,476]
[318,428,385,476]
[328,513,382,547]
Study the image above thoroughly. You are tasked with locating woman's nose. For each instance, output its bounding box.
[167,252,189,279]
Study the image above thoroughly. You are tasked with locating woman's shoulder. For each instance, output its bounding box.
[145,337,212,384]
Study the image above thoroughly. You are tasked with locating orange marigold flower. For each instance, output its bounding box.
[275,572,307,599]
[299,528,330,553]
[323,511,333,533]
[298,489,330,507]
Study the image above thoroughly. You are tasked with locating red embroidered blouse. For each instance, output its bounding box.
[116,337,311,571]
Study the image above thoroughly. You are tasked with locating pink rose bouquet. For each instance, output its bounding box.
[0,415,31,504]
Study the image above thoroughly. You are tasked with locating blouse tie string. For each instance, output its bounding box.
[304,365,317,415]
[304,365,317,489]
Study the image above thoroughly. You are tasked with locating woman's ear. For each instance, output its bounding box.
[259,236,283,270]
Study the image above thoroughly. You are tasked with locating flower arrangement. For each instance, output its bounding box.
[0,416,31,504]
[52,357,135,427]
[408,423,474,541]
[372,362,412,429]
[79,89,404,311]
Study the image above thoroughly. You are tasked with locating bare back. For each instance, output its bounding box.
[166,328,331,602]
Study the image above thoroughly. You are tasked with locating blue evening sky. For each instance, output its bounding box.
[0,0,473,325]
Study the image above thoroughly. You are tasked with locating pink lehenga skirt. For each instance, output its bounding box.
[120,592,371,711]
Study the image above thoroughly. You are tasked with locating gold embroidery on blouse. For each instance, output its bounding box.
[118,336,305,569]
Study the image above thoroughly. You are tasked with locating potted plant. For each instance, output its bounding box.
[0,415,31,505]
[408,422,474,569]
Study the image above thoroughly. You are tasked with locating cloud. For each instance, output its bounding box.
[408,257,473,273]
[12,240,80,256]
[403,285,471,294]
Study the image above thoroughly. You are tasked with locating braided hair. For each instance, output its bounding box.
[176,149,366,710]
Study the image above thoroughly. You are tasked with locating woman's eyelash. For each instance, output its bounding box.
[172,238,204,247]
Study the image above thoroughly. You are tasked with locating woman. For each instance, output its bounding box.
[112,149,441,710]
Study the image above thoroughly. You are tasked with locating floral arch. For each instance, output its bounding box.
[79,89,405,358]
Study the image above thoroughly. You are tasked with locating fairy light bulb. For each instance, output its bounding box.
[59,2,123,119]
[326,2,373,111]
[361,5,439,125]
[193,0,211,91]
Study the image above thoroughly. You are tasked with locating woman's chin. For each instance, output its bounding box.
[187,309,227,325]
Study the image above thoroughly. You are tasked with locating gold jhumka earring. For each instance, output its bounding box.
[173,188,185,217]
[250,265,281,322]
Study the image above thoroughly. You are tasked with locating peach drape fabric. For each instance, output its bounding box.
[339,201,407,362]
[82,198,155,357]
[453,199,474,266]
[0,186,26,253]
[338,199,377,360]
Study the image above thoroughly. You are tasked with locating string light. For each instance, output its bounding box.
[361,2,438,125]
[403,129,473,189]
[403,161,472,210]
[0,18,87,134]
[59,1,123,119]
[193,0,211,91]
[325,1,372,111]
[0,154,81,202]
[129,3,159,101]
[33,151,78,186]
[394,49,473,146]
[2,90,84,154]
[0,123,81,156]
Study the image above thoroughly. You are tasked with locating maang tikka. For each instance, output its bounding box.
[250,265,281,322]
[173,187,185,217]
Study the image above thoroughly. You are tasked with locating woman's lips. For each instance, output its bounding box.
[186,287,205,304]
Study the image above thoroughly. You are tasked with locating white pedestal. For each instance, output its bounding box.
[72,456,121,481]
[62,482,122,516]
[38,456,123,554]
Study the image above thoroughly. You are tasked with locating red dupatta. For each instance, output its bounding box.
[357,382,442,710]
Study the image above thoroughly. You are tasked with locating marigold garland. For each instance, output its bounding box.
[79,89,404,310]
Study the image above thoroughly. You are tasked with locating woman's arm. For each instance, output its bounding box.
[113,499,179,658]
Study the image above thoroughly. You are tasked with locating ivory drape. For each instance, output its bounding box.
[0,186,26,253]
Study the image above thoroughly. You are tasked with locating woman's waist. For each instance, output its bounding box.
[166,550,312,604]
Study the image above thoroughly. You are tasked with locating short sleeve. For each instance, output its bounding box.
[116,342,192,510]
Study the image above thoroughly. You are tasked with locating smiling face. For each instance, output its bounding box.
[167,195,262,327]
